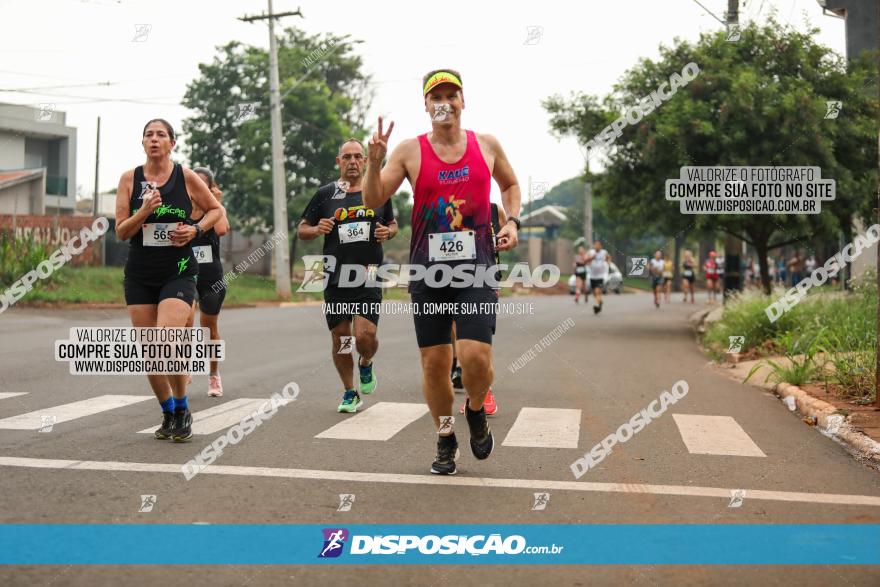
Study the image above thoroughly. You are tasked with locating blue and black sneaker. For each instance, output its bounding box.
[338,389,362,413]
[359,362,377,395]
[154,411,174,440]
[171,408,193,442]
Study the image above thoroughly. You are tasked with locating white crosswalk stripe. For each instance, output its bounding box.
[137,398,270,435]
[672,414,766,457]
[0,395,152,430]
[315,402,429,441]
[501,407,582,448]
[0,392,28,401]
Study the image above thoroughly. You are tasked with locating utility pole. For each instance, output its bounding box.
[722,0,743,302]
[583,176,593,245]
[239,2,303,299]
[92,116,101,265]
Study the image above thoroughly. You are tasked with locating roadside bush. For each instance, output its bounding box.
[0,231,51,291]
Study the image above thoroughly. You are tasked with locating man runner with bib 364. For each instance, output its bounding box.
[299,139,397,413]
[363,69,522,475]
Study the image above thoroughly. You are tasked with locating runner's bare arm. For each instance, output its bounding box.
[364,116,410,208]
[115,168,154,241]
[364,142,414,209]
[297,218,335,240]
[211,188,230,236]
[184,168,222,230]
[482,134,521,219]
[171,168,224,246]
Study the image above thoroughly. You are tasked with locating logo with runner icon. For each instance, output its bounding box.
[338,336,355,355]
[139,181,157,200]
[318,528,349,558]
[298,255,336,292]
[337,494,355,512]
[531,492,550,511]
[628,256,648,277]
[139,494,157,513]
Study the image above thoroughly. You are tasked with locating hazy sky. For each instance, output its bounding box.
[0,0,846,203]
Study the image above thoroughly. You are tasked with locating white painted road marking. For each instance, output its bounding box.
[0,456,877,507]
[673,414,767,457]
[316,402,429,441]
[0,395,152,430]
[0,392,28,401]
[137,398,270,435]
[502,407,581,448]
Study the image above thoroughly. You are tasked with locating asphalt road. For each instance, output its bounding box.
[1,291,879,586]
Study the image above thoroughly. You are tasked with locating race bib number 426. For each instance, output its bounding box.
[142,223,175,247]
[428,230,476,262]
[339,221,369,244]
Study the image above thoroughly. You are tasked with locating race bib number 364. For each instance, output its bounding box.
[339,221,369,244]
[428,230,476,262]
[142,223,174,247]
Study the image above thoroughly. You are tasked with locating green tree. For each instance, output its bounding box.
[181,29,372,233]
[544,18,878,293]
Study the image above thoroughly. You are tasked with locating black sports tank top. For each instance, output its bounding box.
[125,163,197,283]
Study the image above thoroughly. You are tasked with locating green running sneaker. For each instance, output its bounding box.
[338,389,362,413]
[359,362,377,395]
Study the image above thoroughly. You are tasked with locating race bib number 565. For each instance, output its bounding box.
[142,223,174,247]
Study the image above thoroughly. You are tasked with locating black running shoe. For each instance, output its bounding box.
[431,433,459,475]
[593,305,600,314]
[154,411,174,440]
[171,408,193,442]
[451,366,463,390]
[465,400,494,460]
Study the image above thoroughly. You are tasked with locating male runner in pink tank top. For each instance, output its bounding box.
[363,68,522,475]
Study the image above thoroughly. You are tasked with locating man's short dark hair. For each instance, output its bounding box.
[338,138,364,155]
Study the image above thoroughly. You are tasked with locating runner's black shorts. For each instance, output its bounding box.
[124,275,197,306]
[323,285,382,330]
[195,274,226,315]
[651,276,664,288]
[683,271,695,283]
[589,278,604,291]
[411,286,498,348]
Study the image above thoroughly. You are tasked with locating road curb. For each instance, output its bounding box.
[772,381,880,462]
[692,305,880,464]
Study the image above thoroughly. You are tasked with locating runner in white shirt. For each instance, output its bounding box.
[649,250,665,308]
[585,240,609,314]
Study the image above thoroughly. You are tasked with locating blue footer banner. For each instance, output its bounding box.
[1,524,879,565]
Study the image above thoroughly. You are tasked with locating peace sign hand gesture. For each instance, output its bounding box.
[367,116,394,167]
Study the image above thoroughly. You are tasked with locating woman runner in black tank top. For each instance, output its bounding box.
[114,119,225,442]
[185,167,229,397]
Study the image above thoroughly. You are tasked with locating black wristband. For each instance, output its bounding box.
[507,216,521,230]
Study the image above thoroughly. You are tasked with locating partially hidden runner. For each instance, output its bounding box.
[115,119,225,442]
[453,201,504,415]
[185,167,229,397]
[298,138,397,413]
[704,250,719,305]
[363,68,521,475]
[573,245,587,304]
